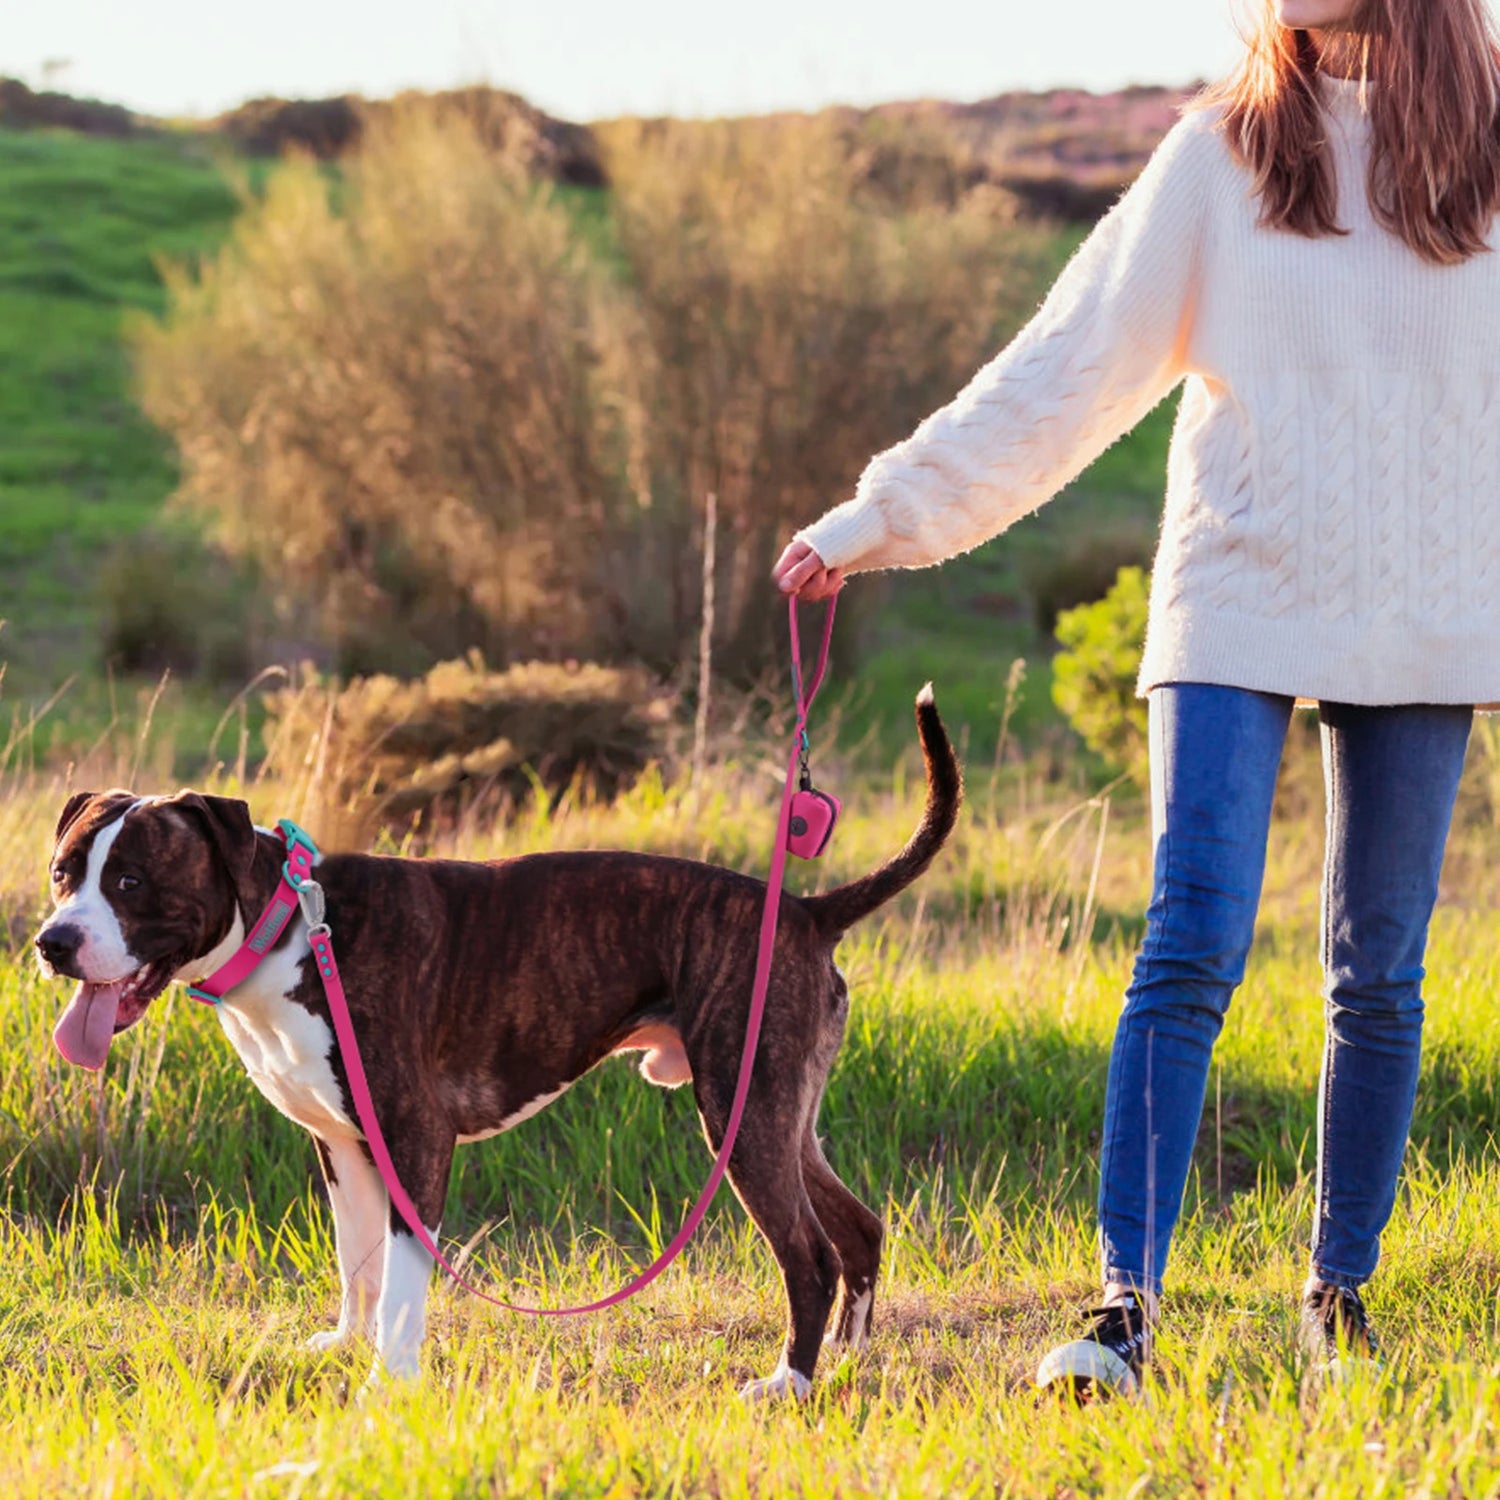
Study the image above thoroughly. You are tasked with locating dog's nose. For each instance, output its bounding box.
[36,924,84,975]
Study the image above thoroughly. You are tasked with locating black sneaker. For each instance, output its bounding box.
[1036,1296,1153,1399]
[1299,1280,1380,1378]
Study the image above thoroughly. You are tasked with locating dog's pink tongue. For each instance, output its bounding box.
[53,981,123,1070]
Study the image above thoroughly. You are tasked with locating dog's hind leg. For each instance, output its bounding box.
[308,1135,389,1353]
[733,1178,840,1402]
[801,1131,883,1352]
[692,1071,840,1400]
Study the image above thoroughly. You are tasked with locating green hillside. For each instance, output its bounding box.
[0,128,238,691]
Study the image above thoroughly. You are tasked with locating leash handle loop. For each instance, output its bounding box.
[305,595,836,1316]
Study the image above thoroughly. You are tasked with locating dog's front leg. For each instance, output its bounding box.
[365,1126,455,1389]
[307,1135,388,1353]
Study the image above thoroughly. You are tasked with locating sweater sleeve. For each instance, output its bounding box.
[797,108,1215,574]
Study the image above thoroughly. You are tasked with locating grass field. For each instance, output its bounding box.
[6,714,1500,1497]
[0,129,240,691]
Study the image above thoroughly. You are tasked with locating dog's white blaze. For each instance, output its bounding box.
[375,1222,437,1380]
[456,1084,569,1143]
[49,812,137,981]
[216,931,358,1139]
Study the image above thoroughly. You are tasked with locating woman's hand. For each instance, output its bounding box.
[772,539,845,601]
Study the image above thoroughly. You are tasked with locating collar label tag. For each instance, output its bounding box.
[248,898,293,954]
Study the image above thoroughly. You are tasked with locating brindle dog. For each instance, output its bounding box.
[36,686,960,1397]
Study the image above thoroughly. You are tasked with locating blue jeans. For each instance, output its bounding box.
[1098,683,1471,1294]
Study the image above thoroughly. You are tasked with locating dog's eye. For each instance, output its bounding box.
[117,874,141,893]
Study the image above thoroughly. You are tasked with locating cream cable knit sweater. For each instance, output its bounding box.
[798,73,1500,705]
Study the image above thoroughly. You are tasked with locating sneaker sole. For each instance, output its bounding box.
[1036,1338,1140,1398]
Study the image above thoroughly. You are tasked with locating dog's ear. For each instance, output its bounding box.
[164,791,260,906]
[55,792,98,844]
[55,789,135,845]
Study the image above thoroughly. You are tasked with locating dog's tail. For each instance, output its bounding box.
[802,683,962,938]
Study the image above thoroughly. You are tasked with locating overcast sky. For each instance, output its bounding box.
[4,0,1253,121]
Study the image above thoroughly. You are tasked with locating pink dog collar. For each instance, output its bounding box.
[184,819,319,1005]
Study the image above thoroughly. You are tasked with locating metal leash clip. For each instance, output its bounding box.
[296,878,327,934]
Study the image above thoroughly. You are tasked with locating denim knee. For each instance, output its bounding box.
[1322,894,1430,1030]
[1125,854,1260,1028]
[1324,964,1425,1022]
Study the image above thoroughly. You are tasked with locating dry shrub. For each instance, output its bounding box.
[0,77,137,136]
[597,113,1052,678]
[208,95,363,158]
[261,655,674,846]
[137,102,1054,684]
[993,172,1125,224]
[134,102,625,675]
[385,88,603,186]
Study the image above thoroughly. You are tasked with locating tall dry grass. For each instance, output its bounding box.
[134,103,1056,683]
[258,655,677,850]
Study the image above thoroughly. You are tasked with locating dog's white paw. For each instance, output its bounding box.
[739,1364,813,1402]
[304,1327,353,1354]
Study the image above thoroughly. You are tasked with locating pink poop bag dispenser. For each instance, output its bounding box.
[786,785,840,859]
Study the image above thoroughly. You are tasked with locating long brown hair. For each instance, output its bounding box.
[1196,0,1500,264]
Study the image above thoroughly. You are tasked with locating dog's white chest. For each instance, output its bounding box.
[216,941,357,1140]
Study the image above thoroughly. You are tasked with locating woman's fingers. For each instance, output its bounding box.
[772,539,819,590]
[799,565,845,601]
[772,540,845,601]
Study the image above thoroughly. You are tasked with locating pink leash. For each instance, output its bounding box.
[190,596,837,1315]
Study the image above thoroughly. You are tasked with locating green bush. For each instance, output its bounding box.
[96,527,259,681]
[1023,516,1155,633]
[1050,564,1149,786]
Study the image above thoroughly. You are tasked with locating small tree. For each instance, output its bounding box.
[1051,565,1150,787]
